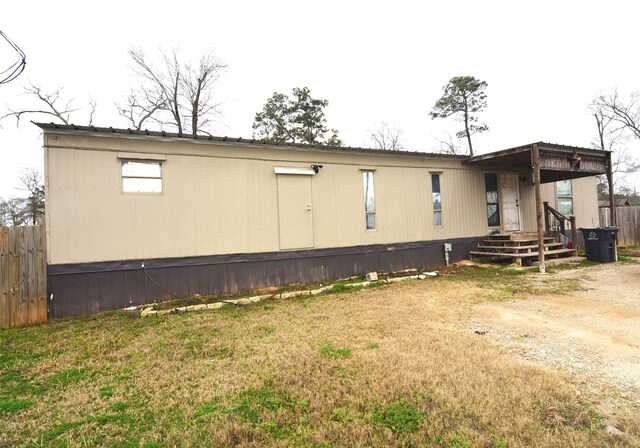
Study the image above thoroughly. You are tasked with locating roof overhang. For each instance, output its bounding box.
[463,142,609,183]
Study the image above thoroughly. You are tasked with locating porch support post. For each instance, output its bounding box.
[569,216,578,256]
[606,151,616,227]
[532,143,546,273]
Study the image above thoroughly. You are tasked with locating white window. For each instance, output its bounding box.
[556,180,573,215]
[363,171,376,230]
[122,160,163,193]
[431,173,442,226]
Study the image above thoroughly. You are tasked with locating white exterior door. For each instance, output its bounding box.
[501,174,521,232]
[277,174,314,250]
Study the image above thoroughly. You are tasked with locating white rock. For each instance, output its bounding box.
[207,302,223,309]
[606,425,625,436]
[366,272,378,281]
[280,290,309,299]
[311,286,330,295]
[237,298,252,306]
[248,296,262,303]
[222,299,238,305]
[140,307,155,316]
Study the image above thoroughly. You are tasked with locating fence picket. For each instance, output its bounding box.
[599,206,640,246]
[0,225,47,328]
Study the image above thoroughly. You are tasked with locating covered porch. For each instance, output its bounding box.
[464,142,614,271]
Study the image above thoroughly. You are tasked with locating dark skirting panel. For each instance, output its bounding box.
[47,236,483,318]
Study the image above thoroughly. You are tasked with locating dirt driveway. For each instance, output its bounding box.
[466,261,640,413]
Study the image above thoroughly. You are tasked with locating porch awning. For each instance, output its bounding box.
[463,142,609,183]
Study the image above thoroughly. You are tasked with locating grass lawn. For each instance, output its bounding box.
[1,264,638,447]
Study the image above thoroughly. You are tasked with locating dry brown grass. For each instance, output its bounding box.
[1,269,638,447]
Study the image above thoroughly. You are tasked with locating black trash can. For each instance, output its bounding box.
[579,227,619,262]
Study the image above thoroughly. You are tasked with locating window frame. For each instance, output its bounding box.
[362,170,376,231]
[121,159,164,194]
[556,179,573,216]
[484,173,501,227]
[431,173,443,227]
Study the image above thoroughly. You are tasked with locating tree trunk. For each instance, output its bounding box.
[463,98,474,157]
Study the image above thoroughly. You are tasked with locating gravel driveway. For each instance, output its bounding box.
[467,261,640,414]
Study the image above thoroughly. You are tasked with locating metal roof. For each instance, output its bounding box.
[34,123,610,177]
[464,142,610,183]
[33,122,467,160]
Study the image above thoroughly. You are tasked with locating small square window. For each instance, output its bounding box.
[122,160,163,193]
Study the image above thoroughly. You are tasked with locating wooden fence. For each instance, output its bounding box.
[0,225,47,328]
[599,206,640,246]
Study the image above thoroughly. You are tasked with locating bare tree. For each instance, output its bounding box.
[434,133,463,155]
[591,99,639,196]
[120,47,226,137]
[18,168,45,225]
[0,169,45,226]
[592,89,640,140]
[0,197,26,226]
[181,52,225,136]
[370,122,403,150]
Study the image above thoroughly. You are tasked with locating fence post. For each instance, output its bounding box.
[0,227,8,328]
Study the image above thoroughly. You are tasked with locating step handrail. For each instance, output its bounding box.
[543,201,578,256]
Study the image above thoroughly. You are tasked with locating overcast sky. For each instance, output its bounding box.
[1,0,639,197]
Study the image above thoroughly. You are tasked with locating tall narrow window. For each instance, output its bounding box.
[431,174,442,226]
[363,171,376,230]
[485,173,500,226]
[556,180,573,215]
[122,160,163,193]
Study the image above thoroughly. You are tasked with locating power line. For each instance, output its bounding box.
[0,30,26,84]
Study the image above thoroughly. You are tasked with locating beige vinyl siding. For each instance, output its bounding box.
[571,177,599,228]
[45,134,491,264]
[44,132,600,264]
[539,177,599,229]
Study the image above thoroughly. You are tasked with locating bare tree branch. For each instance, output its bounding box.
[592,89,640,140]
[0,82,98,127]
[88,96,97,126]
[180,50,227,137]
[1,83,77,126]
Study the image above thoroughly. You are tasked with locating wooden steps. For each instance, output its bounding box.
[470,233,575,266]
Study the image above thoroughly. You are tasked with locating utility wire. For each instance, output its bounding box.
[0,30,26,84]
[142,266,180,299]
